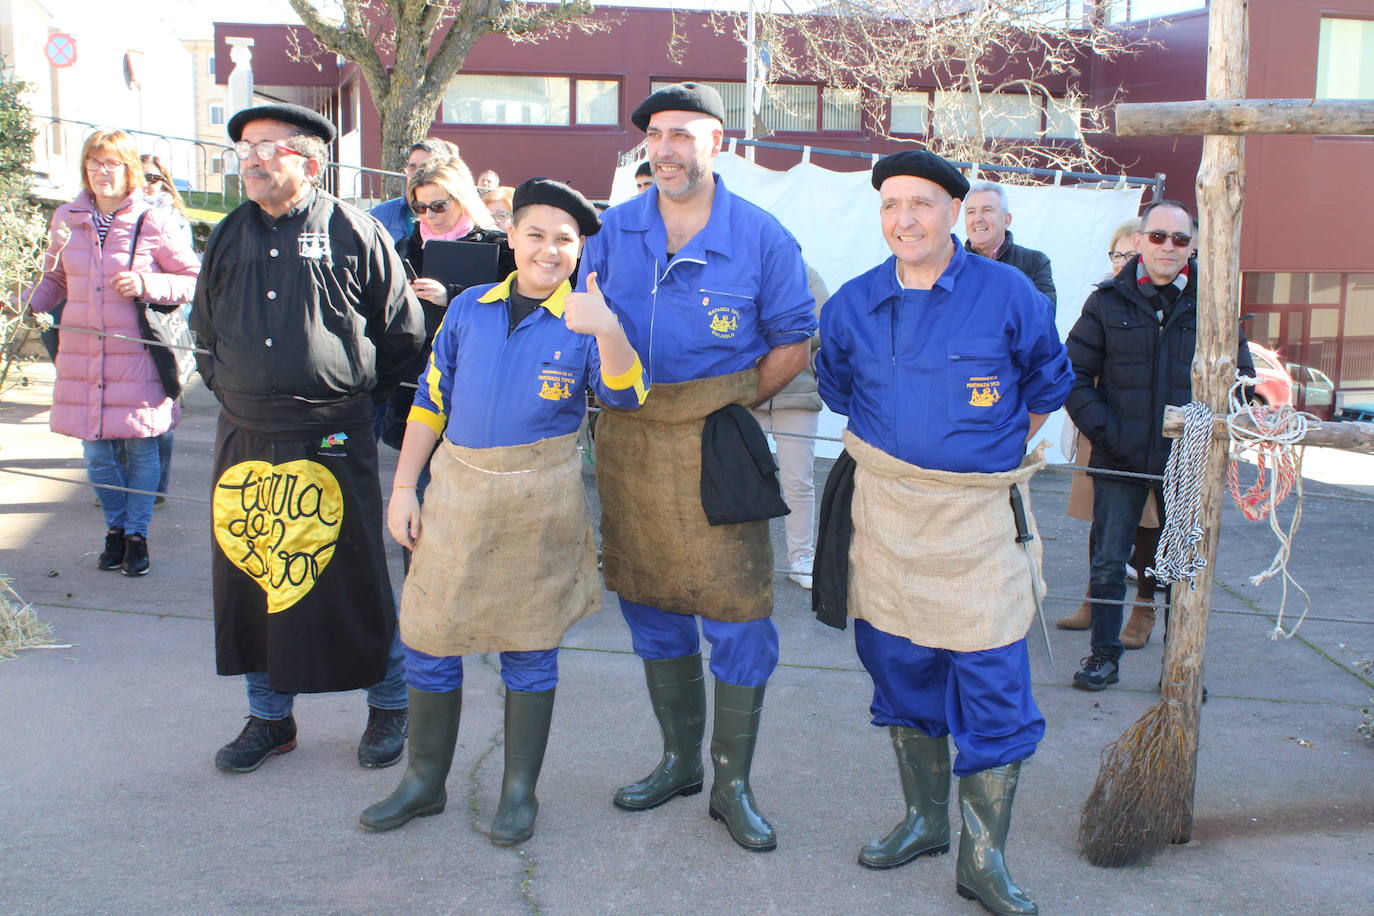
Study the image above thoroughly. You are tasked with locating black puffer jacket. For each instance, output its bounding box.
[965,231,1056,305]
[1065,257,1253,478]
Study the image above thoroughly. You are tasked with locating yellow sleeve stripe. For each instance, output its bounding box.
[425,354,446,419]
[603,354,648,405]
[407,405,446,437]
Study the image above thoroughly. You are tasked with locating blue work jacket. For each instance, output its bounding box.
[409,273,646,448]
[817,243,1072,474]
[580,175,816,384]
[370,197,415,245]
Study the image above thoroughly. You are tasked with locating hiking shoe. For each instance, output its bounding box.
[1072,651,1120,691]
[121,534,150,576]
[215,715,297,773]
[358,706,408,768]
[97,528,126,570]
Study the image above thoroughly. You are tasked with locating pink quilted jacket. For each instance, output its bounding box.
[28,190,201,441]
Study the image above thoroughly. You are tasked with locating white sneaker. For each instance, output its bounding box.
[1124,563,1137,583]
[788,556,814,590]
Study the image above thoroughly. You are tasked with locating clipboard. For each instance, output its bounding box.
[421,240,502,291]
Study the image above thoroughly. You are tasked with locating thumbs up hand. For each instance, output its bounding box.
[563,272,618,337]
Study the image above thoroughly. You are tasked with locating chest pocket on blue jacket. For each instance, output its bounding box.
[947,338,1013,427]
[697,287,754,341]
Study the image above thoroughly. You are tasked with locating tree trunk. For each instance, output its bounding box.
[1162,406,1374,454]
[1163,0,1249,845]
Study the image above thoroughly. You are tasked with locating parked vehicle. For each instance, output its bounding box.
[1284,362,1336,420]
[1247,343,1294,408]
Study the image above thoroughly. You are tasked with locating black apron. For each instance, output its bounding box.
[210,391,394,694]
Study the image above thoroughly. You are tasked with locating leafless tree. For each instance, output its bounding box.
[287,0,604,171]
[706,0,1158,179]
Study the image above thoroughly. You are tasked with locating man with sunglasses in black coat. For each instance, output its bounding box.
[1064,199,1254,691]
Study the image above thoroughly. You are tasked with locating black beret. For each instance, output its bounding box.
[227,103,337,144]
[513,178,601,237]
[631,82,726,132]
[871,149,970,201]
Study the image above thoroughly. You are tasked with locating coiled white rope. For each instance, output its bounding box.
[1147,400,1213,587]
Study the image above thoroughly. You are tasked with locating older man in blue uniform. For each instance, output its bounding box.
[816,151,1072,915]
[580,83,817,852]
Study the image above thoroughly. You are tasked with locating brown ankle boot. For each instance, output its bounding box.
[1056,599,1092,630]
[1120,604,1156,649]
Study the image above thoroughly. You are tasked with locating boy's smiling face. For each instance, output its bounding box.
[510,204,582,299]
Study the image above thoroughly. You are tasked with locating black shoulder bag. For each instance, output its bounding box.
[129,211,197,399]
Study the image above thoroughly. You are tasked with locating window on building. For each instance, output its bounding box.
[210,158,226,174]
[650,80,855,133]
[208,54,216,77]
[341,83,355,135]
[1317,18,1374,99]
[209,104,225,126]
[1045,97,1082,138]
[442,75,621,127]
[933,91,1044,139]
[890,91,931,135]
[1106,0,1205,25]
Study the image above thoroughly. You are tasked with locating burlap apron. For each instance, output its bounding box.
[846,431,1045,652]
[399,431,600,656]
[595,368,772,622]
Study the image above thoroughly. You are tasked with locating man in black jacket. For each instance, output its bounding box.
[963,181,1056,308]
[1064,200,1253,690]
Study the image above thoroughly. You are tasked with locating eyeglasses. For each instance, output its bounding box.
[1109,250,1138,262]
[1143,230,1192,248]
[403,162,424,173]
[410,197,453,215]
[85,159,123,173]
[144,173,166,185]
[232,140,305,161]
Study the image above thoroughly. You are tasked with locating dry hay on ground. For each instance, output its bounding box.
[0,575,54,659]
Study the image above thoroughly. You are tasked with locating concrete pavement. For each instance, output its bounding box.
[2,360,1372,915]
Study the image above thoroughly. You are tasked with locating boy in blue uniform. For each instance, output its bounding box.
[360,179,645,846]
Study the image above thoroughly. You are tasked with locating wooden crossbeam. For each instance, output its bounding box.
[1116,99,1374,136]
[1162,405,1374,455]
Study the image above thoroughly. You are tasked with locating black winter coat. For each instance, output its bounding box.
[1065,257,1253,478]
[965,231,1056,305]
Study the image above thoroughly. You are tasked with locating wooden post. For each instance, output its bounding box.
[1116,98,1374,136]
[1160,0,1249,845]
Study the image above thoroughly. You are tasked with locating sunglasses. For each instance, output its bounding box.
[410,197,453,215]
[144,173,166,185]
[1144,230,1192,248]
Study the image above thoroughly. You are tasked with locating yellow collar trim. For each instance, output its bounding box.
[477,271,571,318]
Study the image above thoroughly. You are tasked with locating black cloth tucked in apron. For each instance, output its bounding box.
[211,391,394,694]
[812,448,856,630]
[700,403,790,526]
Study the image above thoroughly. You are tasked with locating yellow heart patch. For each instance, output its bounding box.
[213,459,344,614]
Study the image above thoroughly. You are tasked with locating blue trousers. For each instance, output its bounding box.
[1089,477,1164,659]
[854,620,1044,777]
[83,438,160,537]
[404,643,559,694]
[620,598,778,687]
[244,628,408,720]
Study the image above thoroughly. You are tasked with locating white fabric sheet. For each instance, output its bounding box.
[609,152,1144,460]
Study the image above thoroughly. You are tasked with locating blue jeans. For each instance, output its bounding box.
[114,433,174,494]
[619,598,779,687]
[83,437,160,536]
[244,628,408,720]
[854,621,1044,776]
[1089,476,1164,659]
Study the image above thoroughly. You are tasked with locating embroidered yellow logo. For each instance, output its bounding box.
[537,364,577,401]
[708,306,740,338]
[965,375,1002,407]
[212,459,343,614]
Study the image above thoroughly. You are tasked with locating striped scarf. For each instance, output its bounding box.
[92,208,116,246]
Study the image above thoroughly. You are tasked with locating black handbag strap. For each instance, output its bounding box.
[127,209,150,271]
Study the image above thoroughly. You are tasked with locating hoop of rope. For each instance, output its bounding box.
[1223,375,1313,639]
[1146,400,1212,586]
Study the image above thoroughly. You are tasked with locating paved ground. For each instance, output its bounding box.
[3,360,1373,915]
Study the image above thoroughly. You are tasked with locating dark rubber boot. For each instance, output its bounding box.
[955,762,1037,915]
[359,687,462,832]
[707,680,776,852]
[490,688,557,847]
[613,654,706,811]
[859,727,951,869]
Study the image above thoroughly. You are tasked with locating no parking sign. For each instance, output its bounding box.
[45,33,77,68]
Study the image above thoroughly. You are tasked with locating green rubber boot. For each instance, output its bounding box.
[707,681,776,852]
[359,687,462,832]
[490,688,556,847]
[613,654,706,811]
[859,727,951,869]
[955,762,1037,915]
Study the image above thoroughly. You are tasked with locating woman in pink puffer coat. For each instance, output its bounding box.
[28,129,200,576]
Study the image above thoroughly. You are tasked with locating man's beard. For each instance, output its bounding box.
[657,158,709,202]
